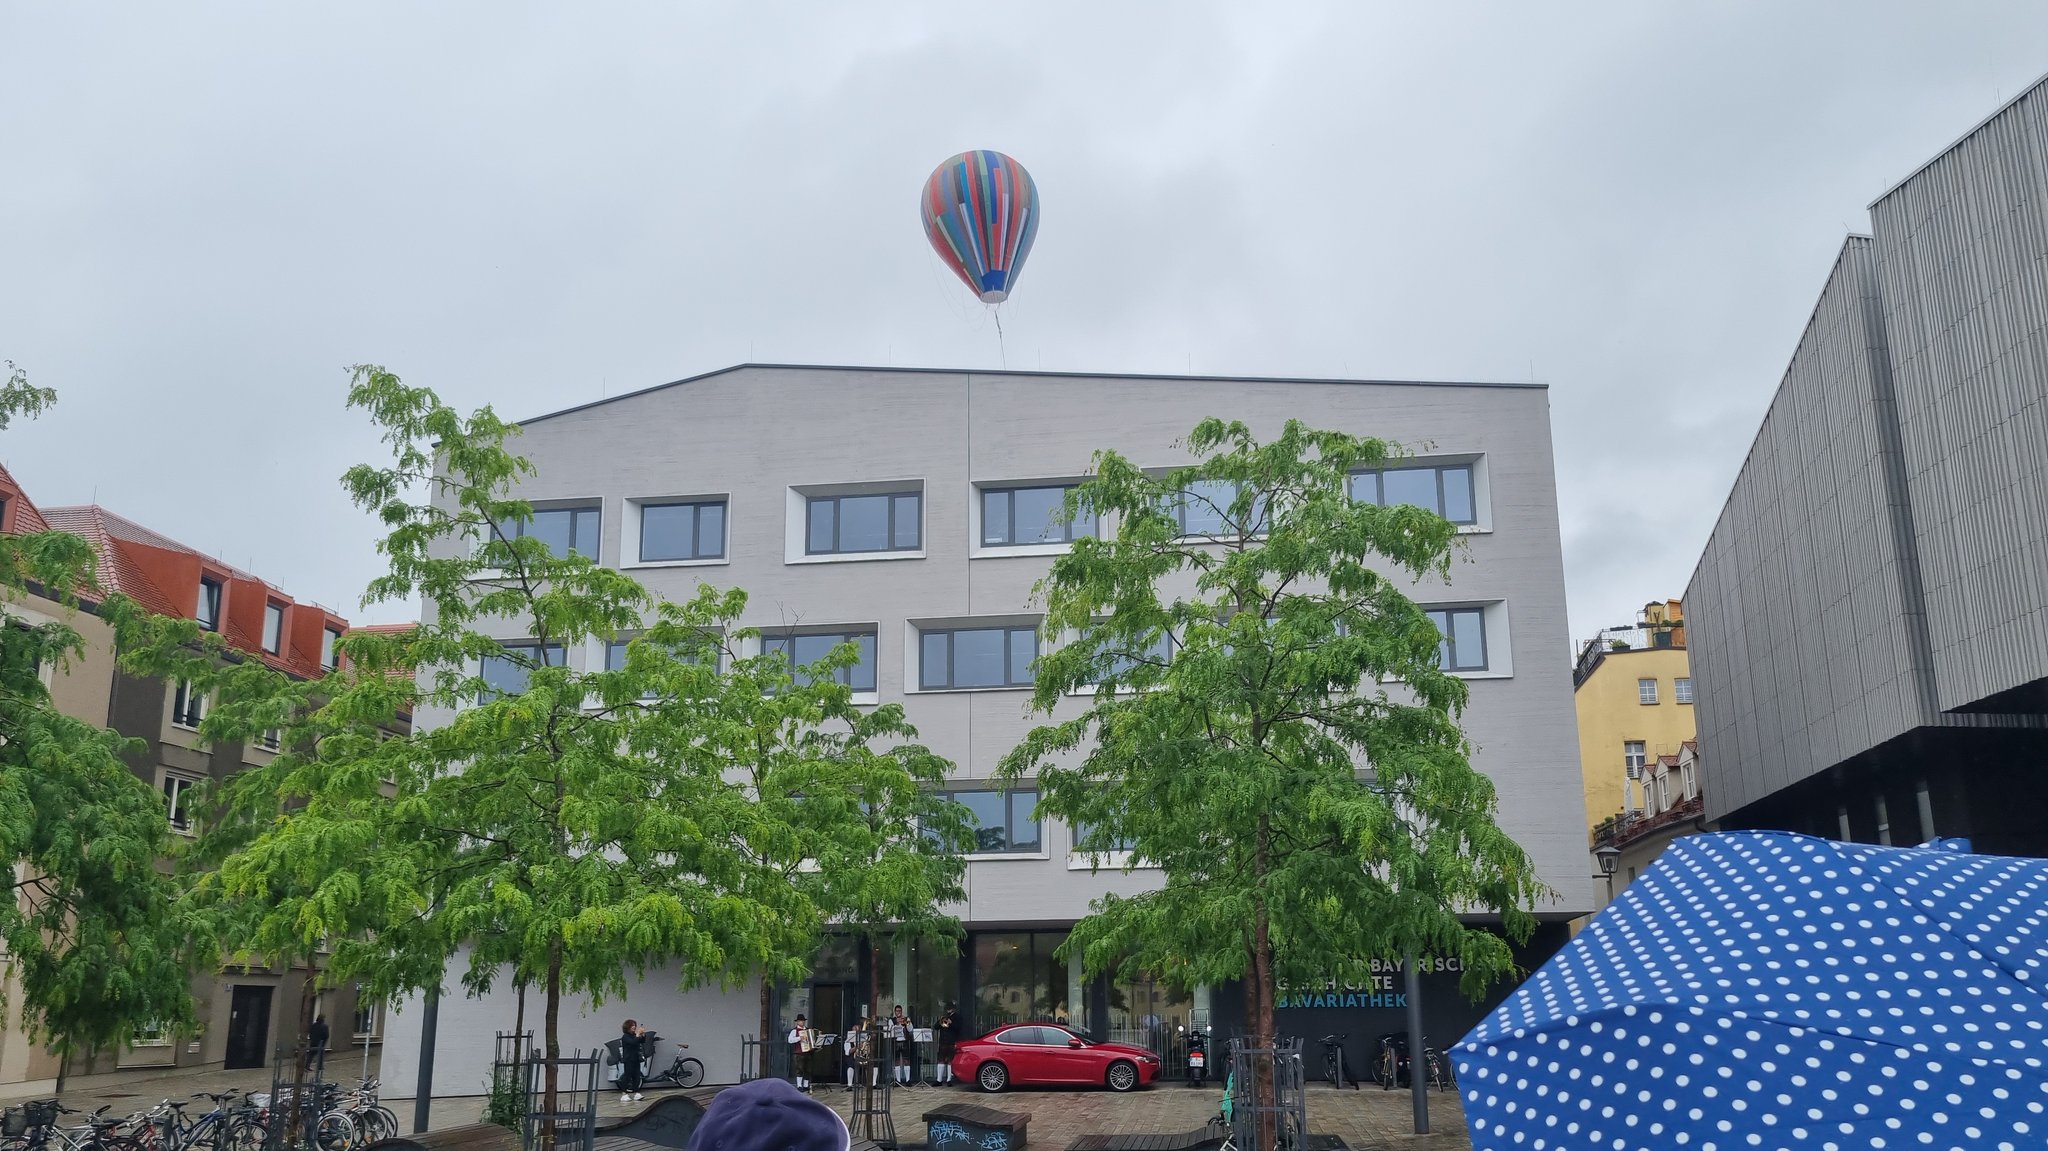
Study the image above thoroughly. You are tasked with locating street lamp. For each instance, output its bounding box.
[1594,845,1622,902]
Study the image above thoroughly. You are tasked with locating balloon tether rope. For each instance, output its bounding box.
[994,309,1008,369]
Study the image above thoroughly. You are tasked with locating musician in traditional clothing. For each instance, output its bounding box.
[786,1013,818,1093]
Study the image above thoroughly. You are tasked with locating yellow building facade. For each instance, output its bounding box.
[1574,600,1697,836]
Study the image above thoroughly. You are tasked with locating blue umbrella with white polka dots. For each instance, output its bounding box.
[1456,831,2048,1151]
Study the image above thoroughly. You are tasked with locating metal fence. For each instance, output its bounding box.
[260,1042,335,1151]
[1226,1036,1307,1151]
[521,1051,599,1151]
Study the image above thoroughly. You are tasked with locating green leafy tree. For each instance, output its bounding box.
[998,419,1545,1147]
[168,365,967,1132]
[0,370,193,1084]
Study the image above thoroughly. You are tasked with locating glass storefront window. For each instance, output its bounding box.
[1106,971,1194,1048]
[973,932,1070,1030]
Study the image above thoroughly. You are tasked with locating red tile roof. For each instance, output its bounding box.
[0,462,52,536]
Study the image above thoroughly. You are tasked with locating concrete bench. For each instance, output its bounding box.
[923,1102,1030,1151]
[361,1124,522,1151]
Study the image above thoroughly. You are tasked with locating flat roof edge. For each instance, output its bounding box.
[518,362,1549,425]
[1870,69,2048,208]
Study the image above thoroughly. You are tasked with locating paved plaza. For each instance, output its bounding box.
[4,1061,1471,1151]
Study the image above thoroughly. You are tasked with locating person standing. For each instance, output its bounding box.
[618,1019,645,1102]
[934,1005,960,1086]
[787,1014,816,1093]
[306,1015,330,1075]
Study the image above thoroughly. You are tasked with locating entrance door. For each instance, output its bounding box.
[810,984,847,1085]
[225,985,273,1070]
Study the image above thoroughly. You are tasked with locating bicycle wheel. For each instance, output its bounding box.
[219,1121,263,1151]
[675,1060,703,1090]
[354,1110,395,1147]
[312,1114,354,1151]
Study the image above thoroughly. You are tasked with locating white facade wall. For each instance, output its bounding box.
[382,365,1588,1096]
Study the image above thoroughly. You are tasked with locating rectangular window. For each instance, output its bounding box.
[944,789,1041,854]
[1427,607,1488,671]
[321,627,342,671]
[494,505,601,560]
[761,630,878,692]
[261,602,285,654]
[919,625,1038,690]
[1072,820,1137,853]
[981,485,1095,546]
[1350,464,1477,525]
[638,500,726,562]
[196,578,223,631]
[1092,630,1175,683]
[352,993,379,1038]
[479,642,566,698]
[1674,677,1694,704]
[258,728,283,752]
[162,774,200,833]
[805,491,921,555]
[1163,479,1266,537]
[1638,677,1659,705]
[171,680,207,729]
[1623,741,1646,780]
[133,1019,170,1047]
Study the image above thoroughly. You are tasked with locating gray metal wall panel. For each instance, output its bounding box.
[1871,81,2048,710]
[1689,238,1936,820]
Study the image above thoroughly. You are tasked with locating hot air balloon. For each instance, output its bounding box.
[920,150,1040,304]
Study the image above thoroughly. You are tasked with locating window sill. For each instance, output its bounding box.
[1452,670,1512,681]
[910,684,1035,695]
[963,851,1050,862]
[1067,852,1158,871]
[969,542,1077,560]
[623,557,730,570]
[1454,525,1492,535]
[171,722,203,733]
[787,551,926,565]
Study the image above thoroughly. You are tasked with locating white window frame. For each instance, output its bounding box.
[261,602,285,654]
[352,992,380,1039]
[1638,678,1659,705]
[1623,741,1646,780]
[623,495,731,568]
[1674,677,1694,704]
[170,680,208,730]
[161,771,202,836]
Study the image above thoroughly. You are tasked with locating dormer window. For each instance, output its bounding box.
[196,577,223,631]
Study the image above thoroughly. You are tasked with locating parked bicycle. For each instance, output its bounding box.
[1371,1031,1411,1089]
[1420,1043,1456,1092]
[131,1092,263,1151]
[1318,1034,1355,1090]
[637,1031,704,1090]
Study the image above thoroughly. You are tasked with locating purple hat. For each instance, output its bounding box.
[686,1079,849,1151]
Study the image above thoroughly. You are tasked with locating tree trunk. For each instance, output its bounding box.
[286,955,319,1151]
[542,940,562,1151]
[54,1050,68,1098]
[1251,823,1278,1151]
[758,978,773,1081]
[513,979,528,1076]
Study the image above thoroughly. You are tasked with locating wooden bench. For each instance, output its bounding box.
[923,1102,1030,1151]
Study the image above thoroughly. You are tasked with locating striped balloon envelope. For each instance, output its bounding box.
[920,150,1040,304]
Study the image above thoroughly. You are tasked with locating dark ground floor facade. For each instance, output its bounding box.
[765,922,1572,1086]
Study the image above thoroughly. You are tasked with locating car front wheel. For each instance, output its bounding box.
[1106,1060,1139,1092]
[977,1062,1010,1092]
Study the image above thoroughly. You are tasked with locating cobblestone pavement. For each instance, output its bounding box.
[8,1067,1472,1150]
[812,1081,1472,1150]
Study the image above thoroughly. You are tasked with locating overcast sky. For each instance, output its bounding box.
[3,4,2045,642]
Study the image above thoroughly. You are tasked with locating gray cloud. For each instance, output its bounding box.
[4,2,2045,642]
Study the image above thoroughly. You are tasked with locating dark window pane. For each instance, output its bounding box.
[892,494,922,549]
[1381,468,1440,515]
[641,504,698,561]
[921,631,950,690]
[527,509,575,558]
[605,641,630,672]
[1009,790,1040,852]
[950,628,1007,688]
[983,489,1010,545]
[956,792,1009,852]
[1011,486,1065,543]
[696,503,725,557]
[262,604,283,652]
[1008,628,1036,685]
[850,633,876,691]
[572,508,600,557]
[836,495,890,552]
[1441,467,1475,523]
[1350,472,1381,504]
[792,633,841,682]
[808,499,835,553]
[1450,609,1486,670]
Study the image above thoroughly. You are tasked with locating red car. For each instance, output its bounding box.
[950,1022,1162,1093]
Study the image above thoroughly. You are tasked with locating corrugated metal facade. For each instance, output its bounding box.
[1689,76,2048,824]
[1870,81,2048,712]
